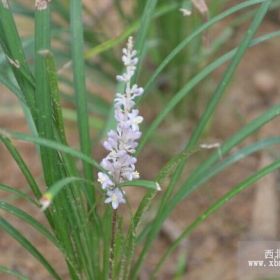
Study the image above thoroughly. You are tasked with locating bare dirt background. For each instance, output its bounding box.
[1,3,280,280]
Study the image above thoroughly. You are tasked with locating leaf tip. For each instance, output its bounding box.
[156,182,161,191]
[40,192,52,211]
[179,8,192,17]
[0,129,11,139]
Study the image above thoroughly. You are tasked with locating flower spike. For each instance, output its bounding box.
[98,37,144,209]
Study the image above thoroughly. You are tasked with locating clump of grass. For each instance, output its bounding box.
[0,0,279,279]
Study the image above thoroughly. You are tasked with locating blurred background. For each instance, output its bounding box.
[1,0,280,279]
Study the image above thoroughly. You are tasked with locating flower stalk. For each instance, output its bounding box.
[109,210,118,280]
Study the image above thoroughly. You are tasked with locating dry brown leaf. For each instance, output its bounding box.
[192,0,210,47]
[191,0,209,17]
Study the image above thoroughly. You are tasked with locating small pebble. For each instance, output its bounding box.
[253,70,276,94]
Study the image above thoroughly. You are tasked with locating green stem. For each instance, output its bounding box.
[109,210,118,280]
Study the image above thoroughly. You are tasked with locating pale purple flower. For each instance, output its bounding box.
[115,93,135,108]
[127,110,143,131]
[97,172,114,189]
[116,73,132,83]
[98,37,144,209]
[103,130,119,151]
[104,188,126,209]
[131,85,144,98]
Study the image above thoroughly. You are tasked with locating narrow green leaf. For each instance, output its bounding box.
[0,201,58,246]
[34,0,59,189]
[0,265,29,280]
[102,207,113,280]
[153,158,280,276]
[119,180,161,191]
[0,135,42,198]
[70,11,101,270]
[84,3,179,59]
[0,183,37,205]
[187,0,272,150]
[0,218,62,280]
[114,218,125,278]
[70,0,94,188]
[40,49,67,144]
[197,137,280,187]
[63,108,104,130]
[178,105,280,204]
[85,23,138,59]
[141,0,267,96]
[135,0,158,61]
[40,177,92,210]
[122,190,159,280]
[0,73,22,100]
[132,3,273,276]
[0,2,35,116]
[0,131,104,171]
[122,150,198,278]
[137,31,280,152]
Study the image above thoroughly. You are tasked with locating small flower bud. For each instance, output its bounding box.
[40,193,53,211]
[156,183,162,191]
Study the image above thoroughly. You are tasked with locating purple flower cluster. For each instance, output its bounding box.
[98,37,144,209]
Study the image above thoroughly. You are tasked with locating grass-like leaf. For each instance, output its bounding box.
[40,177,93,209]
[0,183,37,205]
[70,0,94,188]
[119,180,160,191]
[0,201,59,247]
[0,218,62,280]
[153,157,280,276]
[0,135,42,198]
[0,2,35,115]
[141,0,267,97]
[138,31,280,152]
[1,131,103,171]
[132,1,273,276]
[0,265,29,280]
